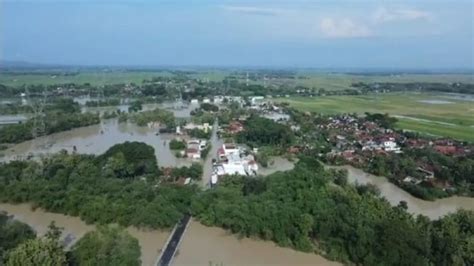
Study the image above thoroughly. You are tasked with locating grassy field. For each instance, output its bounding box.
[2,70,472,89]
[276,92,474,142]
[293,73,474,90]
[0,71,174,86]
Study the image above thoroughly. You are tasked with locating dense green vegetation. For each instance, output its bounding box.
[0,99,100,144]
[5,222,67,266]
[362,148,474,200]
[188,128,211,139]
[1,217,141,266]
[192,156,474,265]
[120,108,175,128]
[168,163,203,181]
[0,143,196,229]
[96,141,159,179]
[0,212,36,262]
[70,225,141,266]
[237,115,294,148]
[199,103,219,112]
[169,139,186,150]
[1,145,473,265]
[0,104,32,115]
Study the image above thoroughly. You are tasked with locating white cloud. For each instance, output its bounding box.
[373,7,431,23]
[221,6,284,16]
[319,18,372,38]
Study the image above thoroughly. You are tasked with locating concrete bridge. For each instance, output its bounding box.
[156,215,191,266]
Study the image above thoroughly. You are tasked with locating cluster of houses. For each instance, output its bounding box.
[189,96,245,106]
[322,115,404,161]
[184,139,208,159]
[320,114,473,186]
[210,143,259,186]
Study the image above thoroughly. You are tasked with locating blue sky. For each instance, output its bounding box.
[1,0,473,69]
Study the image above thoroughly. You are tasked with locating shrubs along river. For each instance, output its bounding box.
[0,143,472,266]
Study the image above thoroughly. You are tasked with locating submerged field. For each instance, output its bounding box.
[277,92,474,142]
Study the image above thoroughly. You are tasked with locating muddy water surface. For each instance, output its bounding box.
[173,219,340,266]
[328,165,474,219]
[0,119,190,167]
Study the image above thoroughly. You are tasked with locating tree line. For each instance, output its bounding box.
[0,143,472,265]
[0,215,141,266]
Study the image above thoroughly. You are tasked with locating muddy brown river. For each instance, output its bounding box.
[328,165,474,219]
[173,219,340,266]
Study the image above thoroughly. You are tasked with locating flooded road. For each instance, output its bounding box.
[173,219,340,266]
[0,119,190,168]
[0,203,170,266]
[328,165,474,219]
[201,120,222,188]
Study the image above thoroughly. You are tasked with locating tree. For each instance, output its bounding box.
[5,223,66,266]
[70,225,141,266]
[0,212,36,262]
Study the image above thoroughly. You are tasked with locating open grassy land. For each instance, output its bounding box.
[3,70,472,89]
[277,92,474,142]
[293,73,474,90]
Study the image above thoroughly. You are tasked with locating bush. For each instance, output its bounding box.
[169,139,186,150]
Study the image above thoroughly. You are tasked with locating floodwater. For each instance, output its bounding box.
[173,219,340,266]
[0,119,190,168]
[418,99,453,104]
[258,156,296,176]
[328,165,474,219]
[0,203,170,266]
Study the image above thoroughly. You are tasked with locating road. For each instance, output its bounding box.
[201,119,222,189]
[157,214,191,266]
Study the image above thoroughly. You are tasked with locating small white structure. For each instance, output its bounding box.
[263,113,290,122]
[211,174,218,185]
[190,99,199,105]
[222,163,247,176]
[202,98,211,103]
[183,122,212,133]
[250,96,265,105]
[383,140,400,152]
[214,96,224,104]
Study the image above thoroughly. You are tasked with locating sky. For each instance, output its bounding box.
[1,0,473,69]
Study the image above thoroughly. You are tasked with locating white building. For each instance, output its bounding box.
[383,140,401,152]
[213,96,224,104]
[190,99,199,105]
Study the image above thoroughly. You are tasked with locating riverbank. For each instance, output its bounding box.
[173,219,340,266]
[0,203,170,266]
[327,165,474,219]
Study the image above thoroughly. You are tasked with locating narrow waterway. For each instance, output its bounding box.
[173,219,340,266]
[327,165,474,219]
[0,203,170,266]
